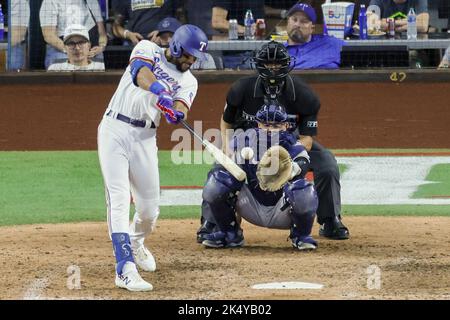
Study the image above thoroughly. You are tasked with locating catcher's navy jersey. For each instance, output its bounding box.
[231,129,308,206]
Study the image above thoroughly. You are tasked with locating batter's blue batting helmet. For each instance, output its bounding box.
[169,24,208,61]
[255,103,288,124]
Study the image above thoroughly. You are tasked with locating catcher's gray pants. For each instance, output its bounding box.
[236,185,291,229]
[308,141,341,224]
[201,141,342,227]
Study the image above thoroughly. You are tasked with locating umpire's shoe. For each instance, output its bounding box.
[196,220,216,243]
[115,262,153,292]
[319,216,350,240]
[202,229,244,248]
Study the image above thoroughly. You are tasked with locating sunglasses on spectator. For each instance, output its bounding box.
[65,40,89,48]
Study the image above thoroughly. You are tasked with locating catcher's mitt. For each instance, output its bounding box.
[256,145,292,191]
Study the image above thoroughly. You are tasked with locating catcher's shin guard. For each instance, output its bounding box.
[283,179,318,237]
[196,215,217,243]
[202,167,243,231]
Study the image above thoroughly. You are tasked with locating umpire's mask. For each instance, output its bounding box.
[252,41,294,97]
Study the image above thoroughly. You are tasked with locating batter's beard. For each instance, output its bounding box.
[167,53,190,72]
[179,62,193,72]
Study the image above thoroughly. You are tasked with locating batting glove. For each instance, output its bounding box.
[149,82,174,108]
[156,95,184,124]
[149,81,183,124]
[163,107,185,124]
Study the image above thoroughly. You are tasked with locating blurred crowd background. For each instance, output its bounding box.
[0,0,449,71]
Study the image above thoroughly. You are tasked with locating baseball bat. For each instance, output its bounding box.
[180,120,247,181]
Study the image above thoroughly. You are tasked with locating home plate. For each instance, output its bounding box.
[251,281,324,290]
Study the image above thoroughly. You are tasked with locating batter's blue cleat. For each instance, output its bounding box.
[290,235,318,251]
[202,230,244,248]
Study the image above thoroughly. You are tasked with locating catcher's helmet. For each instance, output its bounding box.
[255,103,288,124]
[253,41,293,86]
[169,24,208,61]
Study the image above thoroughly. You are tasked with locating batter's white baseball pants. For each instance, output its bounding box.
[98,116,160,250]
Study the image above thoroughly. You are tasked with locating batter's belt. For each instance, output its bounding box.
[106,110,156,128]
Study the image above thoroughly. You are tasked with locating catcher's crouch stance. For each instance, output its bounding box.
[202,104,318,250]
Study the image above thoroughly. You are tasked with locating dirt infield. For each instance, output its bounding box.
[1,217,449,300]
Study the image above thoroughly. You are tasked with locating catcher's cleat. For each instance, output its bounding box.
[133,245,156,272]
[290,235,318,251]
[196,220,216,244]
[319,217,350,240]
[202,230,244,248]
[115,262,153,292]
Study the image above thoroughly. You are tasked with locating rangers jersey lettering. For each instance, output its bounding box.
[107,40,198,127]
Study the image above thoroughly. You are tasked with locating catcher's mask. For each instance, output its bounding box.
[255,103,288,131]
[253,41,294,97]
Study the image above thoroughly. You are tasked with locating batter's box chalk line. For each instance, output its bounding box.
[251,281,324,290]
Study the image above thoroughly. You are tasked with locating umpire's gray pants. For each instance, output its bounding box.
[236,185,291,230]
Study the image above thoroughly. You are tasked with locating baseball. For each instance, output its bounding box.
[240,147,254,160]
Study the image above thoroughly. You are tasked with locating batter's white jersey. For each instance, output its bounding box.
[107,40,198,127]
[98,40,203,280]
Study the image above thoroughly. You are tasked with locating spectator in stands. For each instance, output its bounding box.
[40,0,107,69]
[368,0,429,33]
[285,3,345,70]
[438,45,449,68]
[184,0,215,38]
[264,0,300,20]
[153,17,182,48]
[211,0,265,69]
[47,24,105,71]
[211,0,265,36]
[151,17,217,70]
[9,0,30,70]
[111,0,181,45]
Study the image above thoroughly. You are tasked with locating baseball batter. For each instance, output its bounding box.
[202,104,319,250]
[97,24,208,291]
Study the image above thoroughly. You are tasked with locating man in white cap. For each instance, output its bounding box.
[48,24,105,71]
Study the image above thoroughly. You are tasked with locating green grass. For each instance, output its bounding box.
[342,205,450,216]
[0,150,449,226]
[413,164,450,199]
[0,151,212,226]
[159,151,211,186]
[0,152,105,225]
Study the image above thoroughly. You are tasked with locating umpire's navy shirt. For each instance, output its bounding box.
[222,75,320,137]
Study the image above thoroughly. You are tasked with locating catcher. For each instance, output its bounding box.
[201,103,318,250]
